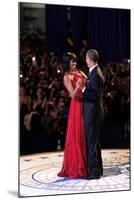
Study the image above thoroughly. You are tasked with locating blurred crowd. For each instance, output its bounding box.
[20,30,130,154]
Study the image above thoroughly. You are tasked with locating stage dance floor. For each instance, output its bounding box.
[19,149,130,197]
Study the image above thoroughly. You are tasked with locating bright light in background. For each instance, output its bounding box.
[32,56,36,61]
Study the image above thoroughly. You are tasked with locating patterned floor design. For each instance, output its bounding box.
[19,149,130,197]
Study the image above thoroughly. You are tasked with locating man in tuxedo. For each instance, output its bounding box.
[82,49,104,179]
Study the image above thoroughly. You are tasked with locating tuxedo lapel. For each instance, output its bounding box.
[88,70,90,79]
[91,65,97,75]
[88,65,97,79]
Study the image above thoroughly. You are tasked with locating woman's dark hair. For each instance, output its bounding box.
[62,52,77,72]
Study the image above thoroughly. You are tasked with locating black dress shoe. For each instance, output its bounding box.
[100,170,103,176]
[87,175,100,180]
[100,171,103,176]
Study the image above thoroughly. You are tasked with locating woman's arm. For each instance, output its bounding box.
[64,75,81,98]
[27,96,32,111]
[42,97,47,109]
[33,99,39,110]
[79,70,87,79]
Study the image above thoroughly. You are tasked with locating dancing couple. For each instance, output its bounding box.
[58,49,104,180]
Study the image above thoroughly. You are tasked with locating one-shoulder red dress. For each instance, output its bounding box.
[58,70,88,178]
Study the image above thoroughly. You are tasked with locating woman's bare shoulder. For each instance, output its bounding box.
[64,72,74,81]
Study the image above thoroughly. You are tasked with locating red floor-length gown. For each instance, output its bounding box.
[58,70,88,178]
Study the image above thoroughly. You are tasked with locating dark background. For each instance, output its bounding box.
[20,3,130,155]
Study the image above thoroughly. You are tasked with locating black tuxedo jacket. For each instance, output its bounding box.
[83,66,104,125]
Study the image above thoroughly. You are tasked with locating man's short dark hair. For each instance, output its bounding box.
[86,49,99,63]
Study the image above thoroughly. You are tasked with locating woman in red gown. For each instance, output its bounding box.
[58,52,88,178]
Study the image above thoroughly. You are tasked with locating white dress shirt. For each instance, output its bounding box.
[89,64,97,73]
